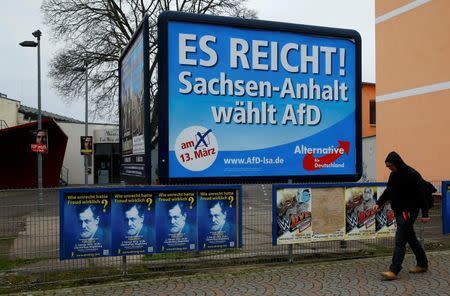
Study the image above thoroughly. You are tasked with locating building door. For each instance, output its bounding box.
[94,143,120,184]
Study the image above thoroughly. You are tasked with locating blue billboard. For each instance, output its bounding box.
[158,12,362,183]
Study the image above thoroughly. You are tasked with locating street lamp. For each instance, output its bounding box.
[74,61,89,185]
[20,30,43,203]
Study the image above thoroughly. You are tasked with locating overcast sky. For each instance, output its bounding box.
[0,0,374,123]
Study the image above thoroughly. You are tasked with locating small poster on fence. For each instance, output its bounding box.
[311,187,345,241]
[375,186,397,238]
[198,190,238,251]
[155,191,198,252]
[111,191,156,256]
[345,186,377,240]
[60,192,111,259]
[275,188,312,244]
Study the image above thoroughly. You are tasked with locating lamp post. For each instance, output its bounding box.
[20,30,43,204]
[74,61,89,185]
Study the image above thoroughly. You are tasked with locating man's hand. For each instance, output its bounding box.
[372,204,380,212]
[420,217,431,223]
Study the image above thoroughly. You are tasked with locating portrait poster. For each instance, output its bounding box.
[344,186,377,240]
[60,192,111,260]
[31,129,48,153]
[80,136,93,155]
[155,191,197,252]
[375,186,396,238]
[275,187,312,244]
[111,191,156,256]
[197,189,237,251]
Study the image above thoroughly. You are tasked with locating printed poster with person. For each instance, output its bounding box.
[197,190,238,251]
[275,188,312,244]
[155,191,197,253]
[31,129,48,153]
[375,186,396,238]
[111,191,156,256]
[80,136,93,155]
[344,186,377,240]
[60,192,111,259]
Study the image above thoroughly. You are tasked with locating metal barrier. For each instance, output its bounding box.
[0,182,447,292]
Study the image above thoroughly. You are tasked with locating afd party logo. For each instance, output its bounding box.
[175,126,218,171]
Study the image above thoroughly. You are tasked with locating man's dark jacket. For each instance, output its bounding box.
[376,152,429,218]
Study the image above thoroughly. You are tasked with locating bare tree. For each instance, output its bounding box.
[42,0,257,128]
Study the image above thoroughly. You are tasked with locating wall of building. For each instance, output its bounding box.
[376,0,450,181]
[362,83,376,138]
[362,136,376,181]
[0,97,20,128]
[58,122,118,185]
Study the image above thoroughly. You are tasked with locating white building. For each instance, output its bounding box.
[0,94,119,185]
[58,122,119,185]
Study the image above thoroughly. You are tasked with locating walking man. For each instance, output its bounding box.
[373,151,430,280]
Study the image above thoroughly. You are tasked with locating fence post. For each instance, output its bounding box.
[287,179,294,263]
[122,255,127,276]
[288,245,294,263]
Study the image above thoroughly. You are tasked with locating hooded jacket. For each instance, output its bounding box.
[376,152,429,217]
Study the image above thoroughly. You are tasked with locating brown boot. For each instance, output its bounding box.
[409,266,428,273]
[381,271,398,280]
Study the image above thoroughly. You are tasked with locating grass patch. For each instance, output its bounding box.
[142,251,192,261]
[360,243,392,256]
[142,248,243,261]
[0,258,45,271]
[0,266,123,294]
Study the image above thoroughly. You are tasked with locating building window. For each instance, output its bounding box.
[369,100,376,125]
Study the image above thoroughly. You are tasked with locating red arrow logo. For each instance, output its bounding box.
[303,141,350,171]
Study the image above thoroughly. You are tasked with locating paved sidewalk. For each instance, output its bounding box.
[18,250,450,296]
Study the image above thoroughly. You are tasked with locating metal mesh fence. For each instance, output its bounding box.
[0,181,447,292]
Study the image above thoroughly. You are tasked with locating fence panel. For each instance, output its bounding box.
[0,182,448,291]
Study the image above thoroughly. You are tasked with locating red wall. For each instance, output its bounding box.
[0,118,68,189]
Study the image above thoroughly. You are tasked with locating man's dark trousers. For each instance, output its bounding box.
[390,209,428,274]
